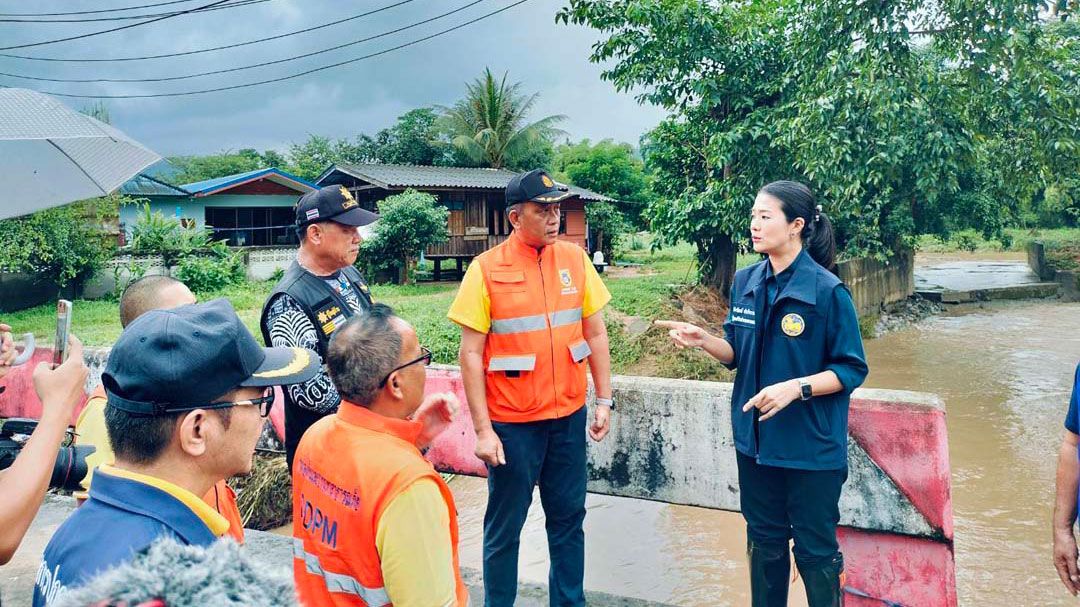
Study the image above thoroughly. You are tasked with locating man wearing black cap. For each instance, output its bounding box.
[33,300,320,607]
[448,169,614,606]
[260,185,380,468]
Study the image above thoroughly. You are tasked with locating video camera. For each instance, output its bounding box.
[0,418,94,492]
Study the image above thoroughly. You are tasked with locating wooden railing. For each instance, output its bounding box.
[425,234,509,258]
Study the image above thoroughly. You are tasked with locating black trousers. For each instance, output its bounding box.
[736,451,847,570]
[483,406,587,607]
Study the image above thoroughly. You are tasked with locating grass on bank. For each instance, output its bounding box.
[915,227,1080,253]
[9,227,1079,380]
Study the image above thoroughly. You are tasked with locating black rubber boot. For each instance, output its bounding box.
[748,540,790,607]
[799,553,845,607]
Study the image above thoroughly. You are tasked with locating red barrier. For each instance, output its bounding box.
[0,348,88,423]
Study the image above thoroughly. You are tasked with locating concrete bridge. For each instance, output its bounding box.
[1,352,955,606]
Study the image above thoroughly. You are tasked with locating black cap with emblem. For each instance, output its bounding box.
[295,185,380,229]
[506,169,572,206]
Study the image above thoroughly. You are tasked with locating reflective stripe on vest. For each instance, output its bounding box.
[490,307,584,335]
[489,355,537,372]
[569,339,592,363]
[491,313,548,335]
[549,307,583,328]
[293,538,391,606]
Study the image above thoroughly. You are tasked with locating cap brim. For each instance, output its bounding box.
[242,346,322,387]
[531,189,573,204]
[332,207,381,227]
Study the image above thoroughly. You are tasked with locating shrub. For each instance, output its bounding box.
[0,197,119,290]
[128,204,212,268]
[174,242,246,293]
[359,190,449,284]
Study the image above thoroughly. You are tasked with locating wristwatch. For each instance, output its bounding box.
[797,378,813,401]
[595,396,614,411]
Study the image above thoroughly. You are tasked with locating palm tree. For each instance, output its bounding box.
[439,68,567,169]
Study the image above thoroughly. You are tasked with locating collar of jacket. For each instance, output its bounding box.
[741,248,818,306]
[89,466,225,544]
[337,401,424,447]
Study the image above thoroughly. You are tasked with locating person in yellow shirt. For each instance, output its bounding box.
[74,275,245,542]
[447,169,614,606]
[292,304,468,606]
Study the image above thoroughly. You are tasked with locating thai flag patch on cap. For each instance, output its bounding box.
[305,208,320,221]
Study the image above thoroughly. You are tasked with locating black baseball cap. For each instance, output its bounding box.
[103,299,321,416]
[506,169,572,205]
[296,185,380,229]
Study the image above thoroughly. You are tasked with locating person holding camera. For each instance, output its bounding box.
[0,326,89,565]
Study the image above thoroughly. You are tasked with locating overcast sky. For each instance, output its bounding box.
[0,0,669,156]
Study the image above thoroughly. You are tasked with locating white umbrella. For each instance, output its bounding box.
[0,88,162,220]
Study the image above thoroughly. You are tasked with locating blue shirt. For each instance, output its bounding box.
[723,250,869,470]
[33,468,220,606]
[1065,363,1080,435]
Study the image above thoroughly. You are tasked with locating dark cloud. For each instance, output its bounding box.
[0,0,667,155]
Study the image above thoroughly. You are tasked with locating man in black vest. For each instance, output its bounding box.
[261,185,378,468]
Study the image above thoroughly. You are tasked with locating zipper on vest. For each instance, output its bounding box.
[538,253,558,413]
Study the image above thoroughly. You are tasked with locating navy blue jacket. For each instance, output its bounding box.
[723,250,868,470]
[33,468,220,606]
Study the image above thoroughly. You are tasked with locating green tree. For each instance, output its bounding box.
[584,200,630,262]
[80,101,110,124]
[558,0,1074,299]
[376,108,453,166]
[0,196,121,290]
[286,135,377,182]
[168,149,285,185]
[554,139,651,227]
[359,190,449,285]
[439,68,567,170]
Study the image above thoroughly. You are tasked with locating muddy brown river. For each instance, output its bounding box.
[448,300,1080,606]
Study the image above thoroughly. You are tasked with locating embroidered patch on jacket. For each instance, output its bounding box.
[316,305,345,335]
[781,313,805,337]
[558,268,577,295]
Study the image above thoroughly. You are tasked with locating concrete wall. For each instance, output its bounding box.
[837,249,915,316]
[1,247,298,311]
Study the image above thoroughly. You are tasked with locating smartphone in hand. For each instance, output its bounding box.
[53,299,72,366]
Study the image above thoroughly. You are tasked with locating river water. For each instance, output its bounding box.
[449,300,1080,605]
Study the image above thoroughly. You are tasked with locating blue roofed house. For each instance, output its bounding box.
[119,167,315,247]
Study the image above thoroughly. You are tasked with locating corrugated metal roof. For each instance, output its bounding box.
[181,167,316,196]
[119,173,189,197]
[322,163,613,202]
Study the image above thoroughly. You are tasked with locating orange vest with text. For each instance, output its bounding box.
[291,403,468,607]
[476,231,591,423]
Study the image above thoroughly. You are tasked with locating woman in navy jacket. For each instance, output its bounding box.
[657,181,868,607]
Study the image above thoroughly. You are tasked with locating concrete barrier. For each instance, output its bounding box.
[423,368,957,607]
[0,355,956,606]
[837,249,915,317]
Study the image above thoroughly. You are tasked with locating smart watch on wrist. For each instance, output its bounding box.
[797,378,813,401]
[595,396,614,411]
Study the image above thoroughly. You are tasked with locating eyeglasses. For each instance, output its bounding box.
[166,387,276,418]
[378,346,433,387]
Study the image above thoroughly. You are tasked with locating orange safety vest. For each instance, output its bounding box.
[476,231,591,423]
[205,479,245,544]
[291,402,468,607]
